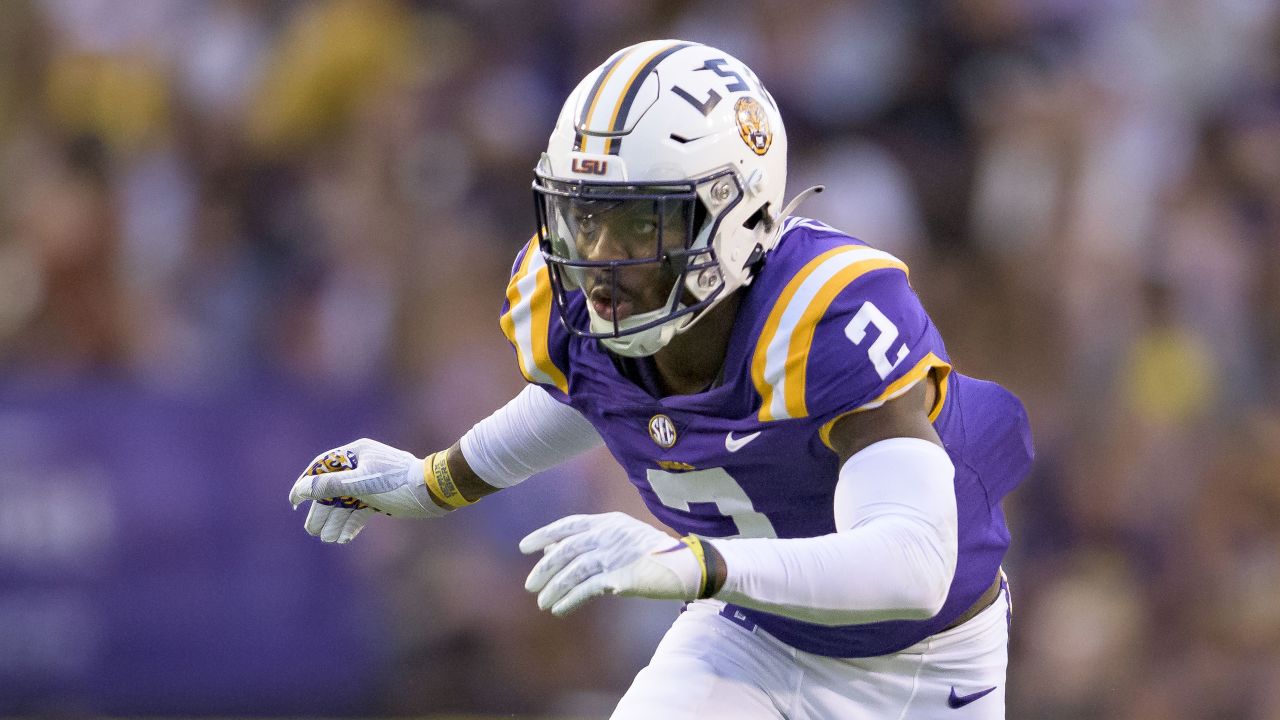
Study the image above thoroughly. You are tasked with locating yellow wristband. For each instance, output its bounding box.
[681,535,710,598]
[423,450,475,510]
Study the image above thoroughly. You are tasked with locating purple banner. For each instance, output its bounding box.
[0,375,397,716]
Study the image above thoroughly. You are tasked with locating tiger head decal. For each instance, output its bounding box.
[735,97,773,156]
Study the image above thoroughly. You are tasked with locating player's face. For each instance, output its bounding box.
[546,195,694,322]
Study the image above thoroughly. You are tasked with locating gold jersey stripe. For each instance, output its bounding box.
[528,256,567,391]
[751,247,849,419]
[781,258,907,416]
[601,41,689,154]
[752,246,909,421]
[499,239,536,377]
[817,353,952,451]
[500,237,569,394]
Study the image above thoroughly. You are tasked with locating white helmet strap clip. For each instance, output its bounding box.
[767,185,824,240]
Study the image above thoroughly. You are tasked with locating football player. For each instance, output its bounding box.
[290,40,1032,719]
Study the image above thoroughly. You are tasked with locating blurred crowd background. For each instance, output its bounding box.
[1,0,1278,718]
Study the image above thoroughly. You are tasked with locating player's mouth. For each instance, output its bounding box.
[589,286,634,321]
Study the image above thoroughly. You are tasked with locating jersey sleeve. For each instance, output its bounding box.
[749,245,951,444]
[499,236,571,399]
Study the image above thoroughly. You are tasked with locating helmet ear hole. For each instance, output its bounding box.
[742,202,771,231]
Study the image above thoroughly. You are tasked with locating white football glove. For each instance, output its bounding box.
[289,438,447,543]
[519,512,703,616]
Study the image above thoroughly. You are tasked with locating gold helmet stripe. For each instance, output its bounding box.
[602,41,694,154]
[574,46,631,152]
[575,40,696,155]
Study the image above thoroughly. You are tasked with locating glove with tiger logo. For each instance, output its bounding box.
[289,438,446,543]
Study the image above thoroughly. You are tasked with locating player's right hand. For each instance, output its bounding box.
[289,438,446,543]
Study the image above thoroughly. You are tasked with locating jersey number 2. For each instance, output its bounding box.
[845,301,909,379]
[645,467,778,538]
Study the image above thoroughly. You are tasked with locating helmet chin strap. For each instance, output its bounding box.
[589,281,692,358]
[599,317,687,357]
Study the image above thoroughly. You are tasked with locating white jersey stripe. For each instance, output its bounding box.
[762,246,902,419]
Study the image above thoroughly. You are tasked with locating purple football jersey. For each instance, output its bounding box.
[501,217,1033,657]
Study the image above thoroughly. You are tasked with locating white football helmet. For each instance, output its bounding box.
[534,40,791,357]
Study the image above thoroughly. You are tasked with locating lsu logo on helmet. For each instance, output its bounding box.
[735,97,772,156]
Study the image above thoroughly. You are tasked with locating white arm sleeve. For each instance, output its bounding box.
[459,384,604,488]
[710,437,958,625]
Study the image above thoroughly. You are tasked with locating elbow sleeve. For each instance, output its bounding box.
[711,438,957,625]
[459,385,603,488]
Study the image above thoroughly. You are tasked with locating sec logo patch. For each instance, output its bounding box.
[648,414,678,448]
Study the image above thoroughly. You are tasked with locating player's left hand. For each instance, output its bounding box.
[519,512,702,616]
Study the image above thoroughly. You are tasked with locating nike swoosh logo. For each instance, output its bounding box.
[724,431,761,452]
[948,686,997,709]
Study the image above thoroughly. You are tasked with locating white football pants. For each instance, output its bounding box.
[611,580,1010,720]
